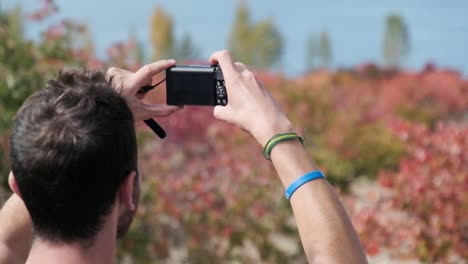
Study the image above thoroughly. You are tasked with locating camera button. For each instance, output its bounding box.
[217,88,226,98]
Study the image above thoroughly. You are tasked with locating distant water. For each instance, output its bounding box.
[3,0,468,76]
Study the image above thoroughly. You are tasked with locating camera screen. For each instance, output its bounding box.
[166,66,216,106]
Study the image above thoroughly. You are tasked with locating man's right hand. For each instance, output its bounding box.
[209,50,294,146]
[106,60,182,122]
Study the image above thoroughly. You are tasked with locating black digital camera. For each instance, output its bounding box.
[166,65,227,106]
[138,65,227,139]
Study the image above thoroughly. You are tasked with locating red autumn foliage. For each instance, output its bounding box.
[2,2,468,262]
[346,120,468,262]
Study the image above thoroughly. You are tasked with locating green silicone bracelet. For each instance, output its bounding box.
[263,132,304,160]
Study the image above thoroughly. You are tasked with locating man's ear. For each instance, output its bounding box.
[118,171,137,211]
[8,171,22,199]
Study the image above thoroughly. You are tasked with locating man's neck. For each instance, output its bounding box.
[26,213,118,264]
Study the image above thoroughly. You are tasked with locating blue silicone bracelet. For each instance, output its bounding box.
[285,170,325,200]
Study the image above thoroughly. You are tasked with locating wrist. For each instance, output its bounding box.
[269,140,317,187]
[253,118,295,147]
[263,132,304,160]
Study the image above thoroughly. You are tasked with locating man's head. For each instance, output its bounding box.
[9,69,140,244]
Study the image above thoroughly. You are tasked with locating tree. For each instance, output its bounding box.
[228,2,283,69]
[129,29,145,66]
[174,33,199,62]
[306,33,319,69]
[319,31,332,67]
[0,6,42,134]
[228,2,253,64]
[0,4,95,188]
[149,6,199,62]
[382,14,409,67]
[82,27,95,58]
[149,6,174,60]
[252,20,283,69]
[306,30,332,69]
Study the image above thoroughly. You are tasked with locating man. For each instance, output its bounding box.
[0,51,368,263]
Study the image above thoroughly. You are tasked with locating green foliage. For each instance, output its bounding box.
[282,81,404,190]
[128,29,145,66]
[382,14,409,67]
[149,6,199,62]
[1,2,466,263]
[0,6,44,184]
[149,6,174,60]
[228,2,251,62]
[0,146,6,189]
[319,31,332,66]
[351,121,468,262]
[251,20,283,69]
[174,33,199,61]
[116,177,160,263]
[0,5,92,187]
[306,30,332,69]
[0,6,38,133]
[311,123,405,189]
[347,124,404,178]
[228,2,283,69]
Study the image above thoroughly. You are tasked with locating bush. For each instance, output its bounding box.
[0,5,96,187]
[349,121,468,262]
[117,108,306,263]
[2,2,467,262]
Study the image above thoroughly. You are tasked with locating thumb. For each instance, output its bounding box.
[213,105,231,122]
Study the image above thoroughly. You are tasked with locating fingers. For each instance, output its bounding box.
[209,50,237,74]
[106,67,123,82]
[139,103,182,120]
[106,67,133,94]
[128,59,176,93]
[234,62,247,73]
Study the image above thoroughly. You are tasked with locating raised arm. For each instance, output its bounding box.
[209,50,368,263]
[0,61,182,264]
[0,184,32,264]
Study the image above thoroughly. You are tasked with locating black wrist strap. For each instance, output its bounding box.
[139,79,168,139]
[144,118,166,138]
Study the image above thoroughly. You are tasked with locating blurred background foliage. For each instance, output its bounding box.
[0,1,467,263]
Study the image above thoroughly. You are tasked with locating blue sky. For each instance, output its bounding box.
[3,0,468,75]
